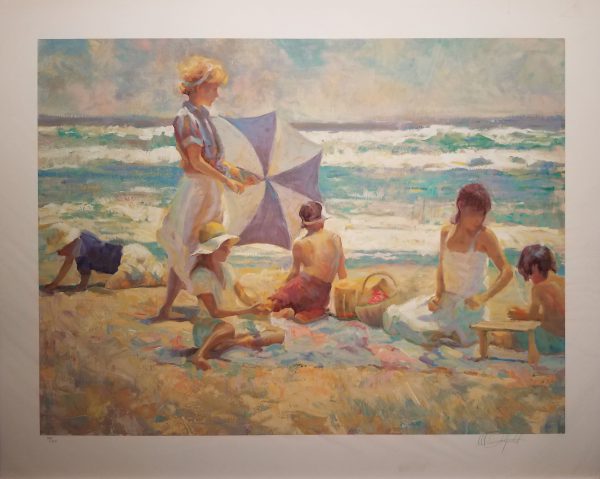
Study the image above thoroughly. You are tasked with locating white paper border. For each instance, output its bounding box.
[1,0,599,477]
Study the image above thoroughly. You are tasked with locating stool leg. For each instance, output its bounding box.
[478,331,488,360]
[528,330,540,364]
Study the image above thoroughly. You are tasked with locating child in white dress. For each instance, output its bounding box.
[383,183,513,347]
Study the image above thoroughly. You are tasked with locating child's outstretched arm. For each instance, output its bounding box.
[234,282,269,313]
[43,255,75,292]
[198,293,265,318]
[509,286,542,321]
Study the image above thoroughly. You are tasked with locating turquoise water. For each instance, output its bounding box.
[38,121,565,273]
[41,125,564,154]
[39,163,565,229]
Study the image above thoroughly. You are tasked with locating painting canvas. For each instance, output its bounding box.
[38,39,565,435]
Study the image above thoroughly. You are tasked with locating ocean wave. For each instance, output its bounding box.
[38,126,175,156]
[39,198,563,261]
[332,218,564,257]
[39,124,174,140]
[96,198,164,224]
[303,125,564,153]
[37,124,564,169]
[38,143,564,173]
[38,145,180,169]
[38,163,564,232]
[319,147,564,171]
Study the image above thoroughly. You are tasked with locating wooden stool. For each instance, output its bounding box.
[470,320,542,364]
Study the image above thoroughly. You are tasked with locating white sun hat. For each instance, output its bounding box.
[44,223,80,254]
[191,222,239,256]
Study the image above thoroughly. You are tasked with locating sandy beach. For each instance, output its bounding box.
[39,260,565,435]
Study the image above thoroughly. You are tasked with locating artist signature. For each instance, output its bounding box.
[477,434,522,452]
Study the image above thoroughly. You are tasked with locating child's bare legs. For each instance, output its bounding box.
[273,308,295,319]
[105,270,129,290]
[422,330,461,348]
[156,268,183,320]
[490,331,514,349]
[228,329,285,350]
[211,325,285,354]
[265,298,295,319]
[189,322,235,370]
[74,273,91,292]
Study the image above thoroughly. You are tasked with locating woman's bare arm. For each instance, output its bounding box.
[464,228,512,310]
[478,228,513,302]
[185,144,244,193]
[435,226,450,297]
[428,226,450,311]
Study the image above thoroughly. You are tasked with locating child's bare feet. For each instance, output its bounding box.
[232,334,260,349]
[154,306,171,322]
[490,331,514,348]
[272,308,295,320]
[189,351,211,370]
[294,308,327,324]
[423,330,461,348]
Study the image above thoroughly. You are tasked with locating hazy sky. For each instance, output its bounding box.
[38,38,564,122]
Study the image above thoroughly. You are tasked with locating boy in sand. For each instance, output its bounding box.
[268,201,347,323]
[42,223,164,293]
[509,244,565,354]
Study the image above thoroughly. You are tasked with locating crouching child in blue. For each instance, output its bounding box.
[42,223,164,293]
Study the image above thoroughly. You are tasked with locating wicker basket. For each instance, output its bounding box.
[333,284,358,319]
[355,272,401,328]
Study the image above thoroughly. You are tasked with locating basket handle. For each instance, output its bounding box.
[360,272,398,295]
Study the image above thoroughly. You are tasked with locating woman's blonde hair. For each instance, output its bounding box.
[177,55,228,95]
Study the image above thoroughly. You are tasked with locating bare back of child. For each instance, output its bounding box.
[269,201,347,324]
[295,229,344,284]
[509,245,565,354]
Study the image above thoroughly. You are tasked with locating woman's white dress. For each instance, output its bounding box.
[383,226,489,346]
[157,101,228,291]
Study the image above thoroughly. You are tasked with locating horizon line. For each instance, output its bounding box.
[38,113,565,130]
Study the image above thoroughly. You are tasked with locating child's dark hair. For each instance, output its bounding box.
[517,244,557,280]
[299,201,323,224]
[452,183,492,224]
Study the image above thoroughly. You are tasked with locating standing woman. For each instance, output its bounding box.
[156,55,249,320]
[383,183,513,346]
